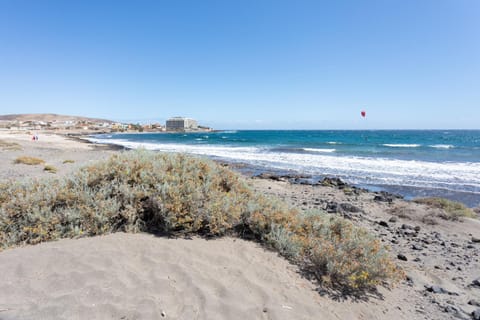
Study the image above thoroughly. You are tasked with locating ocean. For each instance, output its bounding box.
[88,130,480,207]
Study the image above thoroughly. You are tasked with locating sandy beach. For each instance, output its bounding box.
[1,131,479,320]
[0,131,118,181]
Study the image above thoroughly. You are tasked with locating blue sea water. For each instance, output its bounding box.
[89,130,480,207]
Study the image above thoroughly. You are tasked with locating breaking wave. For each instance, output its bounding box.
[383,144,421,148]
[430,144,454,149]
[87,137,480,194]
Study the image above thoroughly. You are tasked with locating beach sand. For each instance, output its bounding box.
[0,131,479,320]
[0,131,117,181]
[0,233,330,320]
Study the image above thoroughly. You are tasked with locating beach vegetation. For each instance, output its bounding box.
[13,156,45,165]
[414,197,476,220]
[0,150,402,291]
[44,165,58,173]
[63,159,75,164]
[0,139,22,151]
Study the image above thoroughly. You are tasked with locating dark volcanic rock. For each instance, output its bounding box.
[472,309,480,320]
[339,203,362,213]
[254,173,284,181]
[397,254,408,261]
[401,224,414,230]
[326,202,338,213]
[443,305,459,314]
[388,216,398,223]
[321,177,346,188]
[471,278,480,288]
[399,229,417,237]
[373,191,402,203]
[469,300,480,307]
[374,194,393,203]
[325,202,362,214]
[425,285,459,296]
[412,244,423,251]
[292,177,316,185]
[254,173,313,182]
[426,285,447,294]
[378,220,389,227]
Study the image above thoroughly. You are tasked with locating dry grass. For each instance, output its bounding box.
[0,139,22,151]
[0,150,402,291]
[63,160,75,164]
[414,197,476,220]
[44,165,57,173]
[13,156,45,165]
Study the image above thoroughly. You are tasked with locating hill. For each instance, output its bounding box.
[0,113,114,123]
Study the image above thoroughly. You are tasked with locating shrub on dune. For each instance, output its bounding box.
[0,150,402,291]
[414,197,476,220]
[0,140,22,151]
[44,165,57,173]
[13,156,45,165]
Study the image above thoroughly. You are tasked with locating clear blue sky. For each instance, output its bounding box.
[0,0,479,129]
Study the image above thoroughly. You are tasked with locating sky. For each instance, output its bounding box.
[0,0,479,129]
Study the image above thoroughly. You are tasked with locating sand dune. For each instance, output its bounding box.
[0,233,334,320]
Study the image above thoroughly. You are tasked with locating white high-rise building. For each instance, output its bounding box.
[165,117,198,131]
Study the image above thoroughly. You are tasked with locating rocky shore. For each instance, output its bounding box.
[250,173,480,320]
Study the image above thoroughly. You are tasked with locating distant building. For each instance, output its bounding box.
[166,117,198,131]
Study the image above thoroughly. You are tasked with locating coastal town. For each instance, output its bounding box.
[0,114,213,133]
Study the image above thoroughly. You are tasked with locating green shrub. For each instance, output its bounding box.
[295,212,401,289]
[414,197,475,220]
[246,208,402,289]
[13,156,45,165]
[0,150,402,291]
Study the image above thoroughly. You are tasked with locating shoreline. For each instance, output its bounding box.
[4,129,478,208]
[221,159,480,208]
[83,131,480,208]
[234,162,480,208]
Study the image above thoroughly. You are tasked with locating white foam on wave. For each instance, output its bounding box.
[430,144,454,149]
[90,138,260,155]
[303,148,336,153]
[88,138,480,193]
[327,141,341,145]
[383,144,421,148]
